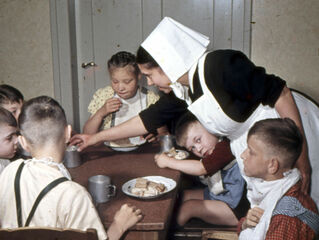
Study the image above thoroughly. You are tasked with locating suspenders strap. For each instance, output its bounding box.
[24,177,68,227]
[14,162,25,227]
[14,161,68,227]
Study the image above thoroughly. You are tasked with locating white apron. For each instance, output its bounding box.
[183,53,319,208]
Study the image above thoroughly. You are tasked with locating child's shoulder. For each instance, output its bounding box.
[93,86,114,96]
[0,159,24,177]
[58,179,92,199]
[143,87,160,105]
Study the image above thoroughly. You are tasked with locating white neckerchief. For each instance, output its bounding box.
[25,157,72,180]
[114,87,146,146]
[239,168,300,240]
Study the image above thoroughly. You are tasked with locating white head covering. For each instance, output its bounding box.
[141,17,210,83]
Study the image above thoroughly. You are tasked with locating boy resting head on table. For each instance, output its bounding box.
[154,112,249,226]
[0,96,142,240]
[0,107,18,173]
[239,118,319,240]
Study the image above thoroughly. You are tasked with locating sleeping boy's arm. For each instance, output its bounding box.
[154,153,207,176]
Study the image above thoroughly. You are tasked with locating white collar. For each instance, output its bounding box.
[26,157,72,180]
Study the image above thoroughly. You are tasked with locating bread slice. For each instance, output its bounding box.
[135,178,148,188]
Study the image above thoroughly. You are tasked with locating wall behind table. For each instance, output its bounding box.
[0,0,318,104]
[0,0,54,100]
[251,0,319,103]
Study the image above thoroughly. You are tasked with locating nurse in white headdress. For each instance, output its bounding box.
[136,17,319,207]
[71,17,319,208]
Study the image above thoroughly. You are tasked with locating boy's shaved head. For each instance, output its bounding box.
[18,96,67,147]
[248,118,303,169]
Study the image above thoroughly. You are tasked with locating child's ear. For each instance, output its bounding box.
[65,125,72,144]
[268,158,279,175]
[18,135,30,153]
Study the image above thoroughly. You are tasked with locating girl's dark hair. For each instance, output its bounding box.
[0,107,17,128]
[107,51,139,76]
[248,118,303,168]
[136,46,159,69]
[0,84,24,105]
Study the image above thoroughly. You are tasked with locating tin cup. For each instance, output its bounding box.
[63,145,82,168]
[88,175,116,203]
[159,135,175,153]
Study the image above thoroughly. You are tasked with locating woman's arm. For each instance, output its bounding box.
[275,86,311,193]
[71,115,148,151]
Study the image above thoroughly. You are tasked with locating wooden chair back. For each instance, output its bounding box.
[0,227,98,240]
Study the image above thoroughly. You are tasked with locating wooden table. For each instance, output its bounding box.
[68,142,181,240]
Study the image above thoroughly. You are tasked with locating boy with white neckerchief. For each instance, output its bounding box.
[238,118,319,240]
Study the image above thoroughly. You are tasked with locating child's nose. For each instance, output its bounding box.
[195,144,202,153]
[14,136,18,145]
[118,83,125,91]
[147,78,154,86]
[240,149,247,160]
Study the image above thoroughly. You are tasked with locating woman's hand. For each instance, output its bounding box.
[69,133,97,152]
[142,133,157,142]
[295,154,311,193]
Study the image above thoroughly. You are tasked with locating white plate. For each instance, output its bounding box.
[104,142,139,152]
[122,176,177,199]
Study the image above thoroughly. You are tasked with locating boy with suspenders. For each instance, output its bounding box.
[0,96,142,240]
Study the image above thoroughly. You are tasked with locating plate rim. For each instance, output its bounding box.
[104,141,138,148]
[121,176,177,199]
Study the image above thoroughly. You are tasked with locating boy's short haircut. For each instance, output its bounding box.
[0,84,24,105]
[107,51,140,77]
[175,111,199,147]
[18,96,67,147]
[248,118,303,168]
[0,107,17,128]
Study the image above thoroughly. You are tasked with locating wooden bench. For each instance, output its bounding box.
[172,218,238,240]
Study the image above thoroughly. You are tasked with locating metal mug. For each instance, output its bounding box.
[159,135,175,153]
[63,145,82,168]
[88,175,116,203]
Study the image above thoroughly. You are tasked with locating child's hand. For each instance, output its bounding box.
[154,153,173,168]
[103,98,122,115]
[108,203,143,239]
[242,207,264,230]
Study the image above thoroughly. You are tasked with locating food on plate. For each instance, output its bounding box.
[131,178,166,197]
[108,138,135,148]
[166,147,188,160]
